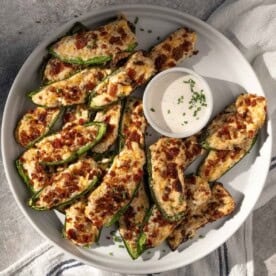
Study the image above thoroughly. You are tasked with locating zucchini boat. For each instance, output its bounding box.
[119,182,150,259]
[85,141,145,228]
[198,136,257,182]
[35,122,106,166]
[62,104,91,129]
[64,200,100,247]
[92,103,122,153]
[201,94,267,151]
[119,97,147,150]
[49,18,137,65]
[148,138,187,221]
[183,132,206,168]
[29,158,101,210]
[16,148,50,193]
[15,107,61,148]
[89,51,156,110]
[29,68,111,107]
[149,27,197,72]
[167,182,235,250]
[43,22,88,84]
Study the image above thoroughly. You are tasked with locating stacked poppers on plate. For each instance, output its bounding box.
[15,16,267,259]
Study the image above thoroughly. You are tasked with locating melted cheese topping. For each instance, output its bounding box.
[35,123,100,164]
[149,138,187,219]
[16,107,60,147]
[168,182,234,250]
[43,57,82,83]
[141,206,177,249]
[85,142,145,228]
[32,158,100,209]
[64,200,100,246]
[183,133,205,167]
[198,144,252,182]
[121,98,147,148]
[90,51,156,108]
[19,148,49,192]
[205,94,267,150]
[119,183,149,257]
[149,28,197,72]
[32,68,111,107]
[92,103,121,153]
[51,19,137,63]
[63,104,90,129]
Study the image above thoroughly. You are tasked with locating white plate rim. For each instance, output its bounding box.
[1,4,272,274]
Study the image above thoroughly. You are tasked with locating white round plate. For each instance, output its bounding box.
[1,4,272,274]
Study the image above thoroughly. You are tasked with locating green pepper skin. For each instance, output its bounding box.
[40,122,107,166]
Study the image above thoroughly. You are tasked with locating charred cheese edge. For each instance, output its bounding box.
[85,142,145,228]
[29,68,111,107]
[15,107,61,148]
[92,103,122,153]
[198,136,257,182]
[49,18,137,65]
[119,97,147,150]
[167,182,235,250]
[119,182,150,259]
[64,200,100,247]
[202,94,267,151]
[149,27,197,72]
[35,122,106,166]
[148,138,187,221]
[62,104,91,129]
[89,51,156,110]
[16,148,50,193]
[29,158,101,210]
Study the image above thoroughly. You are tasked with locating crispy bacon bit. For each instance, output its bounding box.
[50,60,64,75]
[67,229,77,240]
[85,81,96,92]
[75,33,88,49]
[127,68,136,80]
[109,83,118,97]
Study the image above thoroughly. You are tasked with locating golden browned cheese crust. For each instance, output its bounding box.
[32,68,111,107]
[51,18,137,63]
[32,158,100,209]
[121,98,147,148]
[149,28,197,72]
[90,51,156,108]
[16,107,60,147]
[85,142,145,228]
[167,182,235,250]
[64,200,100,247]
[149,138,187,220]
[119,183,149,256]
[204,94,267,150]
[43,57,82,84]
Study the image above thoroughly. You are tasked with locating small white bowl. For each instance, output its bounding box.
[143,67,213,138]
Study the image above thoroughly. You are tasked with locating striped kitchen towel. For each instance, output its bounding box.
[2,0,276,275]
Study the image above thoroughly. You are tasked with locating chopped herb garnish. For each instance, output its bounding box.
[134,16,139,24]
[167,109,171,114]
[198,234,205,239]
[147,251,151,254]
[177,95,184,104]
[114,236,122,242]
[140,28,144,31]
[110,230,116,236]
[182,112,186,116]
[148,29,152,33]
[162,249,166,253]
[150,108,155,112]
[119,244,125,248]
[109,252,113,256]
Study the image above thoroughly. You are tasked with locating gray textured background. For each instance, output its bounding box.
[0,1,275,275]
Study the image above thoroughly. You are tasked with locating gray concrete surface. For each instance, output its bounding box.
[0,1,275,275]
